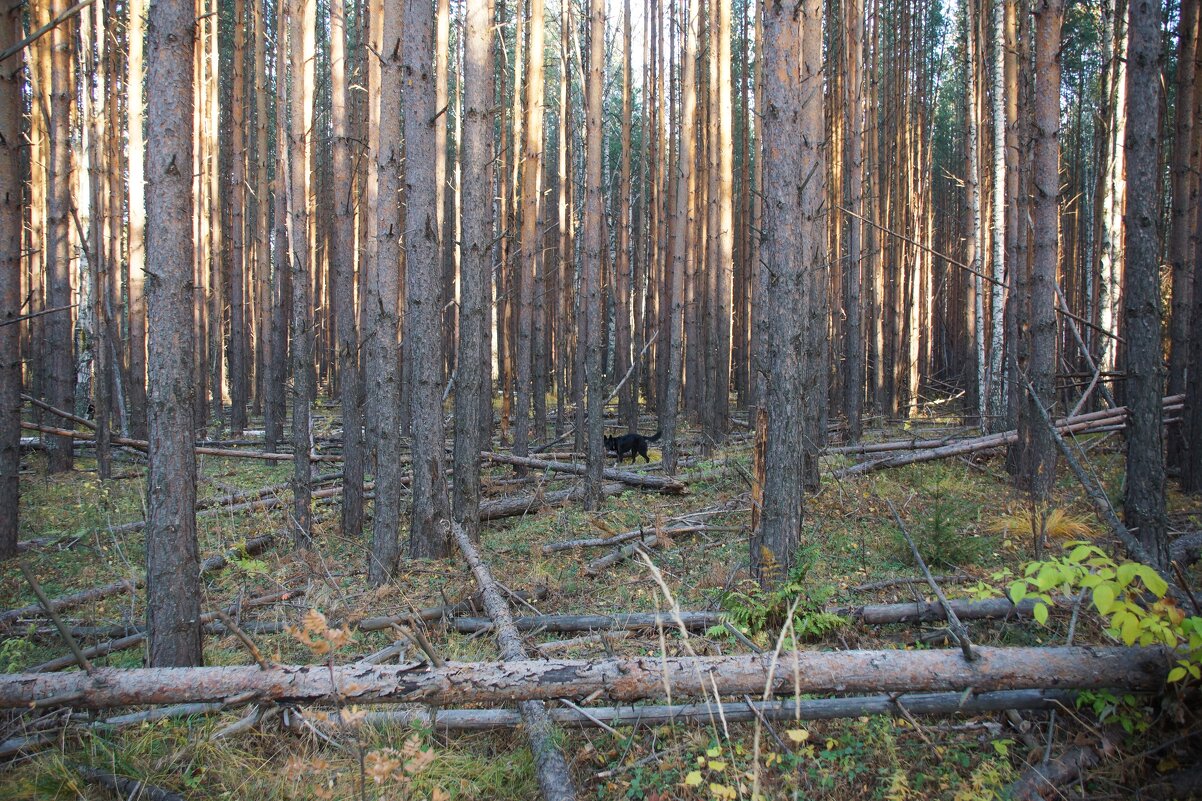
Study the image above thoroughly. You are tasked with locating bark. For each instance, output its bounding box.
[1189,167,1202,492]
[843,0,865,443]
[228,0,248,433]
[482,452,687,492]
[1122,0,1168,566]
[660,0,697,478]
[0,0,21,559]
[1167,0,1198,469]
[362,689,1075,731]
[1022,0,1062,500]
[127,0,148,439]
[478,481,626,520]
[755,0,820,587]
[582,0,606,507]
[708,0,734,447]
[144,0,201,666]
[264,0,290,451]
[71,766,183,801]
[45,0,74,473]
[965,0,984,424]
[403,0,453,558]
[287,0,316,548]
[454,0,494,542]
[330,0,365,539]
[0,646,1170,710]
[451,521,578,801]
[367,0,404,582]
[987,0,1007,429]
[513,0,545,466]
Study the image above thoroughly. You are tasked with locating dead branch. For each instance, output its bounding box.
[483,451,686,493]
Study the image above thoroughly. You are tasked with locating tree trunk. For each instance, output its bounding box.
[367,0,405,582]
[287,0,316,548]
[1020,0,1061,500]
[228,0,248,433]
[616,0,636,434]
[987,0,1008,430]
[454,0,494,542]
[1121,0,1168,566]
[582,0,606,508]
[449,522,579,801]
[1167,0,1199,470]
[403,0,453,557]
[514,0,545,465]
[707,0,734,448]
[144,0,202,667]
[755,0,811,588]
[0,0,21,559]
[843,0,865,443]
[661,0,698,477]
[45,0,75,473]
[0,646,1170,710]
[965,0,984,425]
[330,0,364,539]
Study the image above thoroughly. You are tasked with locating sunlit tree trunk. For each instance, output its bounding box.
[662,0,699,476]
[288,0,317,547]
[965,0,984,425]
[145,0,202,666]
[843,0,865,443]
[986,0,1007,430]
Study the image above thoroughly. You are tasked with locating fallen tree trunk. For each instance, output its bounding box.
[832,397,1184,478]
[449,522,578,801]
[360,688,1076,731]
[20,422,342,463]
[71,764,184,801]
[544,524,713,553]
[453,611,724,634]
[483,452,686,494]
[478,482,626,521]
[0,646,1170,710]
[453,598,1047,634]
[352,587,549,631]
[0,533,279,630]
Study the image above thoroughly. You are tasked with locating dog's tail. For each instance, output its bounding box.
[647,430,662,443]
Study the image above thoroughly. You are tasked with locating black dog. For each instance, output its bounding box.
[603,430,661,463]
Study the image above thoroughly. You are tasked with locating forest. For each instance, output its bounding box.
[0,0,1201,794]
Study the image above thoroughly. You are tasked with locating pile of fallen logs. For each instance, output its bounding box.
[830,395,1183,478]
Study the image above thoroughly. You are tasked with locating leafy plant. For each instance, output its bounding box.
[719,546,846,638]
[1013,542,1202,684]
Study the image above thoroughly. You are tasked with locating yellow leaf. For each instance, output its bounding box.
[684,770,703,787]
[706,746,722,758]
[786,729,810,743]
[708,760,727,773]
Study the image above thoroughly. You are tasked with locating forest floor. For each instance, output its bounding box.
[1,408,1201,800]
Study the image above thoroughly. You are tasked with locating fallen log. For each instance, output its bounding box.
[360,688,1075,731]
[449,521,578,801]
[0,533,278,630]
[543,524,714,552]
[1006,744,1105,801]
[479,482,626,521]
[453,611,724,634]
[19,422,341,463]
[0,646,1170,710]
[452,598,1047,634]
[483,451,686,494]
[832,396,1183,478]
